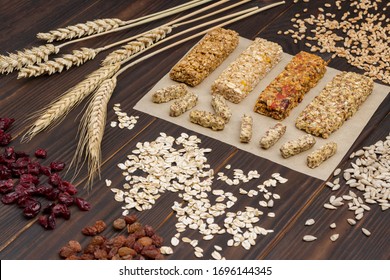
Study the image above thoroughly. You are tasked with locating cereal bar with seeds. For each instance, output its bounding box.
[254,51,327,120]
[307,141,337,168]
[296,72,374,138]
[211,94,232,124]
[169,92,198,117]
[152,83,188,103]
[240,114,253,143]
[280,134,316,158]
[189,110,225,131]
[169,28,239,87]
[259,122,286,149]
[212,38,283,104]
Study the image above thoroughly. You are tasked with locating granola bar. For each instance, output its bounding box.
[295,72,374,138]
[189,110,225,131]
[259,122,286,149]
[212,38,283,104]
[152,83,188,103]
[169,92,198,117]
[169,28,239,87]
[254,51,327,120]
[280,134,316,158]
[307,141,337,168]
[211,94,232,124]
[240,114,253,143]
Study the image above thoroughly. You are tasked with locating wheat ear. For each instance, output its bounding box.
[18,47,102,78]
[22,63,120,142]
[101,26,173,66]
[37,18,126,42]
[73,77,117,188]
[0,44,59,74]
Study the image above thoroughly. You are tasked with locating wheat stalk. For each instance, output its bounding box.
[102,26,173,66]
[0,44,59,74]
[22,63,120,142]
[18,47,102,78]
[73,77,117,188]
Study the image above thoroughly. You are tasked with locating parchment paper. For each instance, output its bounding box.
[134,36,389,181]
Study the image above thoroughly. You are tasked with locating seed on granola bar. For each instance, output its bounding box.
[280,134,316,158]
[212,38,282,104]
[307,141,337,168]
[240,114,253,143]
[169,92,198,117]
[169,28,239,87]
[211,94,232,124]
[152,83,188,103]
[189,110,225,131]
[259,122,286,149]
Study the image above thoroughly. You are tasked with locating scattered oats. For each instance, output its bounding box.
[362,228,371,237]
[211,250,222,260]
[303,235,317,242]
[214,245,222,251]
[259,201,268,207]
[105,179,112,187]
[347,218,356,225]
[355,213,364,220]
[171,236,180,247]
[182,237,192,243]
[110,121,117,127]
[268,212,275,218]
[227,239,234,247]
[160,246,173,255]
[305,219,315,226]
[225,164,231,169]
[242,240,251,250]
[194,251,203,258]
[330,234,339,242]
[330,223,336,229]
[203,234,214,240]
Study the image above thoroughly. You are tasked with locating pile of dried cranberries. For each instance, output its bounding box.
[0,117,91,229]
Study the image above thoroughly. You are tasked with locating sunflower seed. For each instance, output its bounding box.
[362,228,371,236]
[303,235,317,242]
[305,219,315,226]
[330,223,336,229]
[330,234,339,242]
[347,218,356,225]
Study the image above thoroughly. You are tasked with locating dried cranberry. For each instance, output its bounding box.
[15,151,28,158]
[50,161,65,172]
[48,173,62,186]
[23,200,41,218]
[38,215,56,230]
[39,165,51,176]
[42,202,55,214]
[3,146,15,159]
[0,165,11,180]
[45,187,60,201]
[13,157,30,169]
[58,192,74,206]
[74,197,91,211]
[47,213,56,229]
[27,162,41,176]
[52,204,70,220]
[19,174,39,185]
[17,196,35,208]
[1,192,19,204]
[0,179,14,194]
[35,184,52,196]
[34,148,47,159]
[59,181,77,195]
[0,130,12,146]
[0,118,15,131]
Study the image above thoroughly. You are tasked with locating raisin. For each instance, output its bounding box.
[111,235,126,248]
[144,225,155,237]
[127,222,142,233]
[151,234,164,247]
[118,247,136,257]
[124,214,137,225]
[82,226,98,236]
[94,220,106,233]
[112,218,126,230]
[68,240,82,252]
[90,235,105,246]
[137,236,153,247]
[141,247,161,259]
[59,246,75,258]
[133,241,143,254]
[94,249,108,260]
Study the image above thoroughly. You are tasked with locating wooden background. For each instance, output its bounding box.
[0,0,389,260]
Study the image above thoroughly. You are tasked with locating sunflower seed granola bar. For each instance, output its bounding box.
[307,141,337,168]
[169,28,239,87]
[212,38,283,104]
[152,83,188,103]
[280,134,316,158]
[259,122,286,149]
[254,51,327,120]
[169,92,198,117]
[211,94,232,124]
[240,114,253,143]
[296,72,374,138]
[189,110,225,131]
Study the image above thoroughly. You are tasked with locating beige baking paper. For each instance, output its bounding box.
[134,36,389,181]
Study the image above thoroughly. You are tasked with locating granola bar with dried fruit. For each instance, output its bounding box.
[254,51,327,120]
[307,141,337,168]
[280,134,316,158]
[152,83,188,103]
[169,27,239,87]
[295,72,374,138]
[212,38,283,103]
[189,110,225,131]
[259,122,286,149]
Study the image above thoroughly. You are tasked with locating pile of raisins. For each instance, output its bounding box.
[0,117,91,229]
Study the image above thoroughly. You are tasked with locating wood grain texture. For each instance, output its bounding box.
[0,0,388,260]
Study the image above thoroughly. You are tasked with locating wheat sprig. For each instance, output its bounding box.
[18,47,102,78]
[73,77,117,188]
[22,63,120,142]
[0,44,59,74]
[102,26,172,66]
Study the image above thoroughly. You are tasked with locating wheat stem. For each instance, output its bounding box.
[22,63,120,142]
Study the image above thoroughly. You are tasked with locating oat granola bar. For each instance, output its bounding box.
[212,38,283,104]
[254,51,327,120]
[307,141,337,168]
[169,28,239,87]
[259,122,286,149]
[169,92,198,117]
[280,134,316,158]
[211,94,232,124]
[240,114,253,143]
[189,110,225,131]
[296,72,374,138]
[152,83,188,103]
